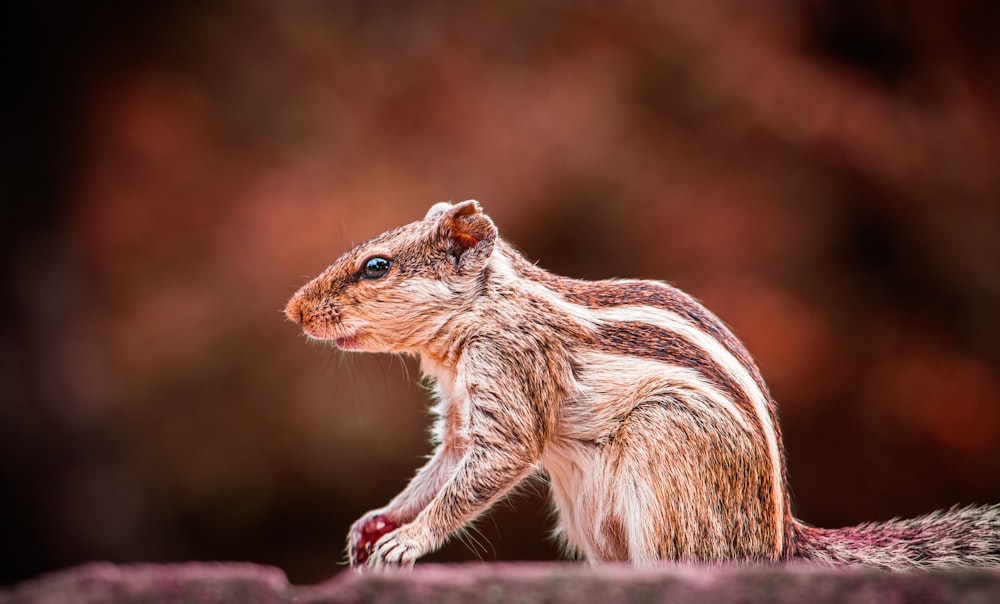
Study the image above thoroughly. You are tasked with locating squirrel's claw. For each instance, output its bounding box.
[365,524,427,570]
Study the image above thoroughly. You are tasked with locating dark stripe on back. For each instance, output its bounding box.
[594,322,761,435]
[503,245,773,411]
[516,257,764,387]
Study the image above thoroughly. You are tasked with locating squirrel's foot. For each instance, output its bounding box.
[365,523,431,570]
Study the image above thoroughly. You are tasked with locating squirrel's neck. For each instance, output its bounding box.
[414,241,567,375]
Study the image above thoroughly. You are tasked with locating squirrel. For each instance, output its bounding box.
[284,200,1000,571]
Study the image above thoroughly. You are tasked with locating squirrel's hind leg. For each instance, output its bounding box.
[603,399,779,563]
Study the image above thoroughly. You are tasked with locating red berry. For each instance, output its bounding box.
[354,514,399,565]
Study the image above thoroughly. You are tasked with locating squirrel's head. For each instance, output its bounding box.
[284,200,498,353]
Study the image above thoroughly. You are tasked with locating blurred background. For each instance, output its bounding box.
[3,0,1000,586]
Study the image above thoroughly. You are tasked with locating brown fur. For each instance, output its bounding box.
[285,200,1000,570]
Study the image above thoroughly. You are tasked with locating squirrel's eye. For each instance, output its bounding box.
[361,257,392,280]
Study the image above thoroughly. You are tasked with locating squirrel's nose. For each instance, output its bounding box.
[284,297,304,325]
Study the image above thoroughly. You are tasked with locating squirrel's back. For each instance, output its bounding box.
[488,242,795,561]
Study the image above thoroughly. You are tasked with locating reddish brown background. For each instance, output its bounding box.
[3,0,999,586]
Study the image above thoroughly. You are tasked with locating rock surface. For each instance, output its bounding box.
[5,562,1000,604]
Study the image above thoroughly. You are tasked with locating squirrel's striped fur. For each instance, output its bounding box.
[284,200,1000,570]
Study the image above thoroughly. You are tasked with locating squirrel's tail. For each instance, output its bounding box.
[792,505,1000,571]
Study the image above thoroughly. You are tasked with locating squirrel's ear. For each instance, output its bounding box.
[433,200,497,264]
[424,202,454,221]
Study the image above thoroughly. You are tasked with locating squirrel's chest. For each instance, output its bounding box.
[420,356,471,447]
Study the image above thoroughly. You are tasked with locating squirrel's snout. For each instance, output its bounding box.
[284,297,305,325]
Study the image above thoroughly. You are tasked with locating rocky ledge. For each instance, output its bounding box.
[4,562,1000,604]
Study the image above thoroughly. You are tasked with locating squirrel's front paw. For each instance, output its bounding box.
[366,524,431,570]
[347,510,400,568]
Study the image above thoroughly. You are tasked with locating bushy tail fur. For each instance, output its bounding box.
[793,505,1000,571]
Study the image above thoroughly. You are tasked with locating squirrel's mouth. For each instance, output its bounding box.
[334,334,365,350]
